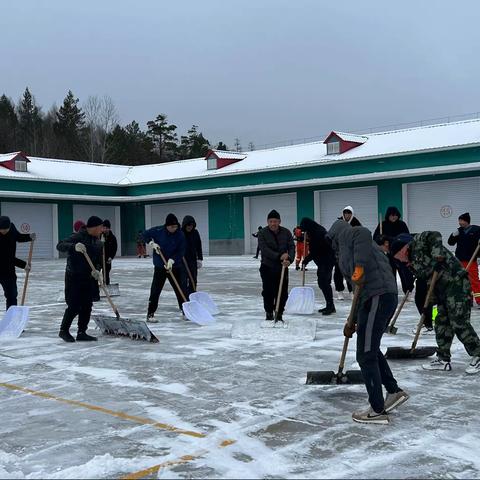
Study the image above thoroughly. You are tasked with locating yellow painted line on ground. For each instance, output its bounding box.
[120,440,236,480]
[0,382,205,438]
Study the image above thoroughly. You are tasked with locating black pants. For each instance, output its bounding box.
[316,263,334,308]
[260,264,288,315]
[333,262,352,292]
[415,277,433,329]
[104,261,112,285]
[0,275,18,310]
[255,245,260,258]
[356,292,400,413]
[185,260,198,298]
[61,273,96,333]
[148,266,187,314]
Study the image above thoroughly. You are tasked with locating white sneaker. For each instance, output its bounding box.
[422,356,452,371]
[465,356,480,375]
[336,291,345,301]
[384,390,409,413]
[352,406,389,425]
[412,326,435,335]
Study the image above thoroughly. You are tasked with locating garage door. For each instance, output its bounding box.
[1,202,55,259]
[406,177,480,247]
[315,186,378,232]
[148,200,209,255]
[246,193,297,254]
[73,205,121,255]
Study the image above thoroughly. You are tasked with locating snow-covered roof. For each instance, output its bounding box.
[0,151,29,163]
[325,131,368,144]
[209,150,247,160]
[0,119,479,186]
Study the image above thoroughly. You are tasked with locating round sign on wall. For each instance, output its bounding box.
[440,205,452,218]
[20,223,31,233]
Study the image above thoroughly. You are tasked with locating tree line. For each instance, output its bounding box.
[0,88,251,165]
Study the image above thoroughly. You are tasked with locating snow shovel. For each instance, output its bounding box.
[0,240,34,339]
[306,285,364,385]
[100,243,120,297]
[386,290,411,335]
[82,250,158,342]
[385,271,439,359]
[285,232,315,315]
[150,243,215,325]
[183,257,219,315]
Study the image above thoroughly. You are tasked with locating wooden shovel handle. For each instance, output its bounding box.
[388,290,410,330]
[82,250,120,319]
[102,242,107,285]
[153,246,188,303]
[21,239,34,306]
[466,241,480,271]
[338,284,362,374]
[301,232,307,287]
[274,265,287,320]
[379,213,383,236]
[182,257,197,292]
[411,270,440,351]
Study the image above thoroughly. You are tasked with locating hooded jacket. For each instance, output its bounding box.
[327,220,397,301]
[299,218,335,266]
[182,215,203,263]
[447,224,480,262]
[339,205,362,227]
[257,226,295,269]
[373,206,410,245]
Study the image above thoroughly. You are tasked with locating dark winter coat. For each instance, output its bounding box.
[143,225,186,267]
[103,231,118,260]
[182,216,203,264]
[0,223,32,276]
[327,220,397,302]
[257,226,295,269]
[56,229,103,277]
[447,224,480,262]
[299,218,335,267]
[373,206,410,245]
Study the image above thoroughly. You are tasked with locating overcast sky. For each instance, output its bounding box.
[1,0,480,149]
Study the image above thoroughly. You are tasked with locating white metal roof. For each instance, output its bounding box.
[0,119,479,186]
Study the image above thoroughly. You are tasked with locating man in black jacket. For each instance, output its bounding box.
[102,219,118,286]
[56,216,104,342]
[373,206,414,294]
[300,217,336,315]
[448,212,480,308]
[0,216,35,310]
[257,210,295,321]
[182,215,203,297]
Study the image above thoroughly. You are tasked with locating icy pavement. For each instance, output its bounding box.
[0,256,479,479]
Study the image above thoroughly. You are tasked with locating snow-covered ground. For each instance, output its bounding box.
[0,256,479,479]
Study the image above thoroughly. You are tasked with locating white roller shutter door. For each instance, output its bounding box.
[72,204,121,255]
[316,186,378,232]
[148,200,209,255]
[1,202,55,259]
[405,177,480,247]
[246,193,297,254]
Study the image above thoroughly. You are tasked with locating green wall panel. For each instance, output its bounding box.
[208,194,244,240]
[121,203,146,255]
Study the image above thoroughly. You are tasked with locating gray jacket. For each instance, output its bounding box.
[327,220,397,301]
[258,226,295,269]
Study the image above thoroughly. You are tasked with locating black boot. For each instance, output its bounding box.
[59,330,75,342]
[322,305,336,316]
[265,312,274,321]
[76,331,97,341]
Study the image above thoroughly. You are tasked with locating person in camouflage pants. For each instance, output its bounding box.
[391,231,480,374]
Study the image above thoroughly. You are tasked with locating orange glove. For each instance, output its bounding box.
[351,265,364,284]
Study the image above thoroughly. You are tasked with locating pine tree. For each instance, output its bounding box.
[17,87,43,155]
[216,141,228,151]
[0,95,18,153]
[54,90,86,160]
[146,114,178,162]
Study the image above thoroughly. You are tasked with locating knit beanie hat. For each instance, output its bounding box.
[165,213,179,226]
[390,233,414,257]
[103,219,111,228]
[86,216,104,228]
[267,209,281,220]
[0,216,11,229]
[73,220,85,232]
[459,212,471,223]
